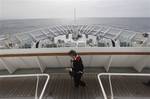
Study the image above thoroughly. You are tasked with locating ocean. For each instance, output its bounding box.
[0,17,150,35]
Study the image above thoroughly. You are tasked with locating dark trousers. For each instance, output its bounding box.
[69,71,85,87]
[147,80,150,84]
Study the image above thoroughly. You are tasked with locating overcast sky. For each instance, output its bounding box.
[0,0,150,19]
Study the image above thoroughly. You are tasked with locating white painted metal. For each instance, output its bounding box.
[47,28,56,36]
[0,48,149,71]
[0,25,149,50]
[19,57,33,68]
[98,73,150,99]
[0,61,6,70]
[129,33,137,40]
[40,30,51,40]
[35,76,39,99]
[36,56,46,73]
[94,27,103,35]
[79,24,86,32]
[109,75,113,99]
[15,35,22,43]
[56,25,66,34]
[134,56,150,72]
[29,34,37,41]
[83,25,89,34]
[81,55,93,67]
[19,57,39,68]
[113,30,122,40]
[38,56,60,67]
[86,26,95,34]
[0,58,16,73]
[103,27,111,35]
[90,55,110,67]
[88,55,93,66]
[56,56,70,67]
[59,25,68,34]
[105,56,113,72]
[85,25,93,34]
[54,26,62,34]
[55,56,63,67]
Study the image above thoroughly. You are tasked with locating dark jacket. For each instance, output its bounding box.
[72,55,84,73]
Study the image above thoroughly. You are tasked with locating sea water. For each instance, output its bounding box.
[0,17,150,35]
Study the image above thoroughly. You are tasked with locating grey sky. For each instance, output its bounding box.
[0,0,150,19]
[0,0,2,19]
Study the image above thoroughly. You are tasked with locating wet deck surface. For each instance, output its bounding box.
[0,73,150,99]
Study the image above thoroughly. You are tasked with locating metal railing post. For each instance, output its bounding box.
[35,76,40,99]
[0,74,50,99]
[98,73,150,99]
[109,74,114,99]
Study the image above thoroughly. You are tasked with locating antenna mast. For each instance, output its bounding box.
[74,8,76,25]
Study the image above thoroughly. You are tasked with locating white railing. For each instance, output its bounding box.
[0,74,50,99]
[97,73,150,99]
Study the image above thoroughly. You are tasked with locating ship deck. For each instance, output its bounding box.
[0,68,150,99]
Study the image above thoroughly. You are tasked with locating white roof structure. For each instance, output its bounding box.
[0,24,150,74]
[0,24,149,49]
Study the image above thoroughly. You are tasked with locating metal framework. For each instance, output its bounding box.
[0,74,50,99]
[0,24,147,49]
[97,73,150,99]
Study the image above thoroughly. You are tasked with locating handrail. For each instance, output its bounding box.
[97,73,150,99]
[1,52,150,57]
[0,74,50,99]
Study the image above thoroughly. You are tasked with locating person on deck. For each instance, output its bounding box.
[68,50,86,88]
[143,80,150,87]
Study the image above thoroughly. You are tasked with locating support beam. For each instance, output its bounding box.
[94,27,103,35]
[95,27,111,41]
[77,25,81,31]
[29,33,37,42]
[103,27,111,36]
[59,25,68,34]
[15,35,22,43]
[140,38,149,47]
[54,26,62,35]
[83,25,90,34]
[134,56,150,72]
[35,76,39,99]
[47,28,57,36]
[104,56,113,72]
[129,32,137,40]
[19,57,32,68]
[86,25,94,34]
[113,30,122,40]
[87,26,95,34]
[87,26,95,35]
[66,25,71,33]
[0,58,16,74]
[35,56,46,73]
[79,25,86,32]
[71,25,75,34]
[40,30,53,40]
[57,25,66,34]
[80,25,86,33]
[56,56,63,67]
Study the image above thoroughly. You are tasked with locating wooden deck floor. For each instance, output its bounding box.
[0,73,150,99]
[44,73,102,99]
